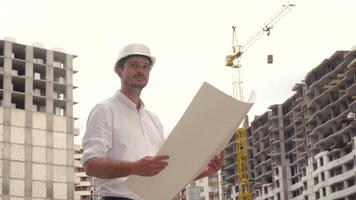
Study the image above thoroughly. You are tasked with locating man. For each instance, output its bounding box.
[81,43,224,200]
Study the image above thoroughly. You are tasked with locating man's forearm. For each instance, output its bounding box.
[84,157,134,179]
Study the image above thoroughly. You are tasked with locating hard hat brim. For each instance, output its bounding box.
[114,54,156,72]
[114,43,156,72]
[120,53,156,66]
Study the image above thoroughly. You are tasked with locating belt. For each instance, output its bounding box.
[101,197,133,200]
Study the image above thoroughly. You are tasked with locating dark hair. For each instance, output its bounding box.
[114,56,128,72]
[114,55,152,72]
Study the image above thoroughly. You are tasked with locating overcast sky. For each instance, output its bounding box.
[1,0,355,144]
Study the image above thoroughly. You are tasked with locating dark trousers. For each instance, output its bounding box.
[101,197,133,200]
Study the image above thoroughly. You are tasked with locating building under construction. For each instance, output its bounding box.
[222,4,296,200]
[74,144,99,200]
[0,38,77,199]
[223,49,356,200]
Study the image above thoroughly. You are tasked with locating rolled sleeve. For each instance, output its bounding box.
[81,104,113,166]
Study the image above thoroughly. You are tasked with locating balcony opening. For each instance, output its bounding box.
[0,41,4,56]
[33,63,46,80]
[0,56,4,71]
[33,80,46,97]
[12,59,25,76]
[33,97,46,113]
[12,43,26,60]
[11,93,24,109]
[12,78,25,93]
[315,191,320,199]
[314,177,319,185]
[53,51,66,68]
[331,182,343,192]
[53,103,66,116]
[33,47,46,64]
[347,178,355,187]
[0,75,3,90]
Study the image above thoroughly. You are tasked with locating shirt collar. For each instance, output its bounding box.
[115,90,145,111]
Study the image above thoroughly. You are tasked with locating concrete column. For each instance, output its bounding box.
[24,46,33,111]
[46,50,54,114]
[3,41,12,108]
[1,41,13,196]
[65,54,73,116]
[67,164,74,200]
[46,130,54,198]
[2,73,12,196]
[24,45,34,198]
[317,173,322,186]
[45,50,54,198]
[318,188,322,199]
[2,122,10,196]
[316,157,320,169]
[325,185,331,197]
[324,169,330,185]
[306,157,315,200]
[65,54,75,200]
[323,154,329,164]
[343,179,349,190]
[277,105,289,200]
[24,127,33,198]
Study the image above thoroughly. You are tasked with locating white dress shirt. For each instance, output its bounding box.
[81,90,165,199]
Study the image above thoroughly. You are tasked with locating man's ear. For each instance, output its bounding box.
[116,68,123,78]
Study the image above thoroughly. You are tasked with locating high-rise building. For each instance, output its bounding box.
[247,49,356,200]
[222,135,239,199]
[0,38,77,199]
[194,172,221,200]
[173,173,223,200]
[74,144,98,200]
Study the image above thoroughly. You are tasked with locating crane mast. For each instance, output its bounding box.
[224,3,295,200]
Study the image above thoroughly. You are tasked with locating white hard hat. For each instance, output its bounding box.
[114,43,156,71]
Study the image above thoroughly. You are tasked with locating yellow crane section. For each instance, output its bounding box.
[225,3,295,200]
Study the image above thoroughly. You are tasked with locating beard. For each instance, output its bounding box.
[130,82,147,89]
[128,73,148,89]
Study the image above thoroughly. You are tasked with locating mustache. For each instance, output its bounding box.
[133,73,146,79]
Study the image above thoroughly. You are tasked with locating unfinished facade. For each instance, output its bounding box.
[250,83,309,200]
[173,172,222,200]
[222,134,238,199]
[304,50,356,200]
[225,49,356,200]
[195,172,221,200]
[0,38,77,199]
[74,145,98,200]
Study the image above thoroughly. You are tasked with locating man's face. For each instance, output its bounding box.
[117,55,152,89]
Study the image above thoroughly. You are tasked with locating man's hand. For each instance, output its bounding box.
[131,155,169,176]
[196,151,224,180]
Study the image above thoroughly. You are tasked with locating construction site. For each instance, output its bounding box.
[221,3,356,200]
[222,49,356,200]
[0,1,355,200]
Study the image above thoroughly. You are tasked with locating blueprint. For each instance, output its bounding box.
[125,82,255,200]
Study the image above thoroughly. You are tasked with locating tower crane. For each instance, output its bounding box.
[224,3,295,200]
